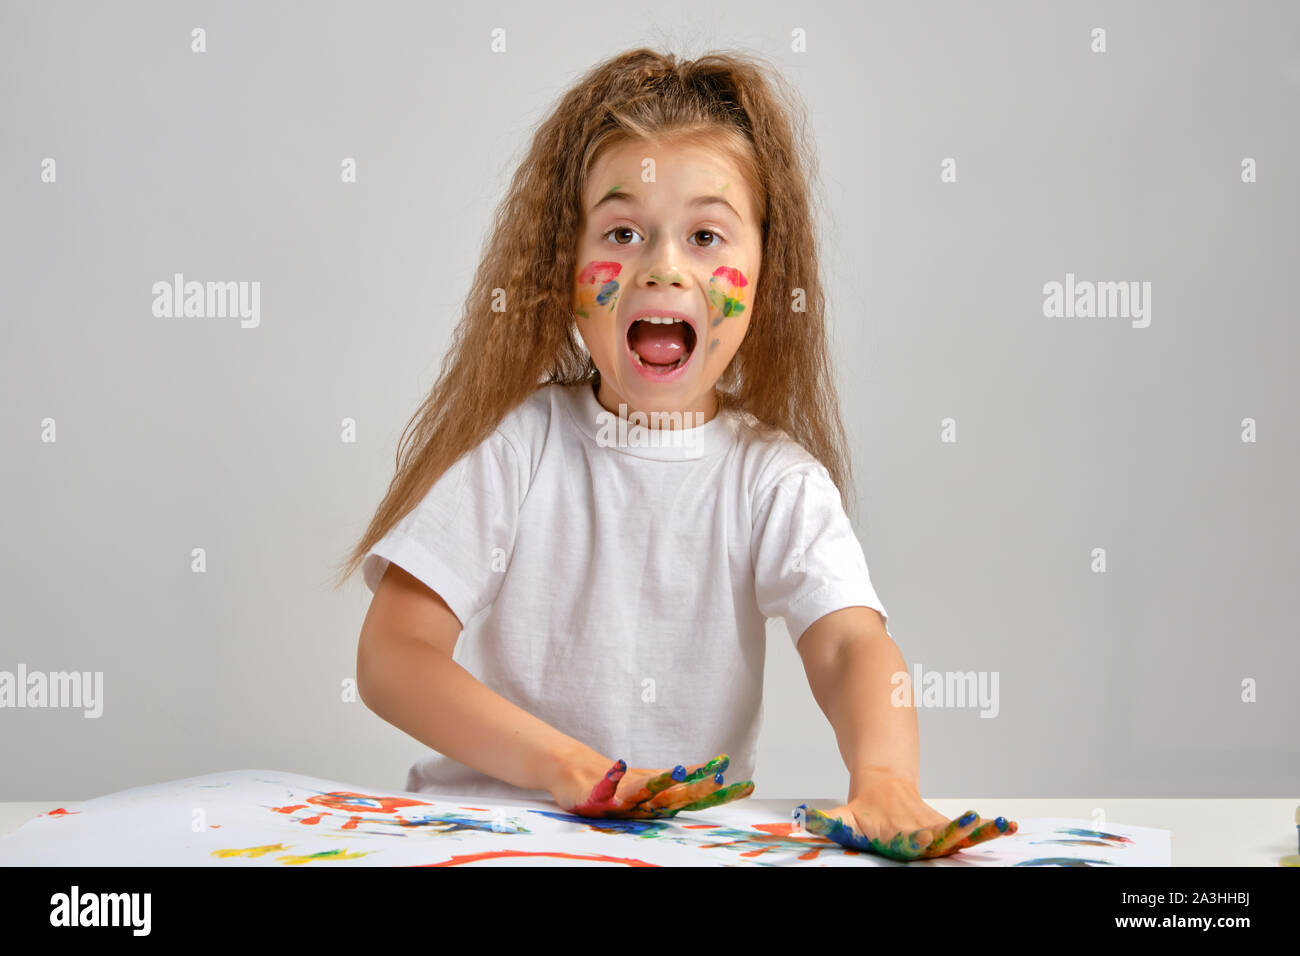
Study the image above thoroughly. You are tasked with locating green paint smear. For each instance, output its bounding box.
[707,288,746,318]
[677,780,752,813]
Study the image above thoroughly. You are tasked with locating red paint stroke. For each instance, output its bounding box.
[306,792,433,814]
[711,266,749,287]
[44,808,80,817]
[341,815,363,830]
[421,849,658,867]
[702,822,858,861]
[753,822,809,838]
[271,804,308,814]
[753,820,860,853]
[211,825,222,829]
[577,261,622,284]
[458,807,489,812]
[299,814,325,825]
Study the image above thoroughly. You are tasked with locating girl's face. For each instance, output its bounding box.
[572,138,762,426]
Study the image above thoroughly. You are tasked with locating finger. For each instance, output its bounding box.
[626,773,748,819]
[675,779,754,813]
[637,768,729,813]
[798,805,873,852]
[923,809,980,853]
[571,759,627,816]
[620,754,731,809]
[655,754,729,790]
[951,816,1017,849]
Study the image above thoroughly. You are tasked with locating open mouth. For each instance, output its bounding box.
[626,316,697,374]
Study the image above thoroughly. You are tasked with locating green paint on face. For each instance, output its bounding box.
[602,184,622,199]
[707,287,746,319]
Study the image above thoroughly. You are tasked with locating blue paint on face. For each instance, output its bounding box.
[596,280,618,307]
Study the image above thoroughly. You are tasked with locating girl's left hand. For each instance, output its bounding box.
[795,771,1018,861]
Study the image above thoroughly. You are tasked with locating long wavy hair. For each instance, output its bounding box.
[330,47,856,591]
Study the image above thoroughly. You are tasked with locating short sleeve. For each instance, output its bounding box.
[362,428,526,628]
[752,462,888,649]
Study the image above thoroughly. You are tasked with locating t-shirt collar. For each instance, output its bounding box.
[564,380,737,461]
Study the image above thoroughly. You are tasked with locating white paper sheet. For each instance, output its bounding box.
[0,770,1171,866]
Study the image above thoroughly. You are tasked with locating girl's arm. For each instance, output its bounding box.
[357,563,605,796]
[796,605,920,796]
[795,605,1019,859]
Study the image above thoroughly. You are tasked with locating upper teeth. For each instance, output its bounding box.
[638,316,685,325]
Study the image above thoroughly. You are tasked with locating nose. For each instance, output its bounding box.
[637,235,687,289]
[643,269,685,289]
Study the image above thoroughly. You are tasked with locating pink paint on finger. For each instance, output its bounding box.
[573,759,627,815]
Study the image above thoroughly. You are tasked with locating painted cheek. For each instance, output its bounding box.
[574,260,622,318]
[706,266,750,324]
[706,265,751,355]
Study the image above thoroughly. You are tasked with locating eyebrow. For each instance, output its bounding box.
[589,189,743,223]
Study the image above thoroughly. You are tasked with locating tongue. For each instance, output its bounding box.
[630,321,689,365]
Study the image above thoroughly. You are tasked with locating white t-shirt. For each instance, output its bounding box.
[362,381,887,801]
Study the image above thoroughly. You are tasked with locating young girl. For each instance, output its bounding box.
[334,48,1016,861]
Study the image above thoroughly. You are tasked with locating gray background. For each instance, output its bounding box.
[2,0,1296,801]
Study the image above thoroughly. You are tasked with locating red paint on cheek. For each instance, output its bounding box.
[711,266,749,288]
[577,261,622,284]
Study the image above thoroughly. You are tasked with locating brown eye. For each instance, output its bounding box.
[692,230,721,247]
[602,227,639,244]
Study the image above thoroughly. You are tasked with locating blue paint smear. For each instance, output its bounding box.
[596,280,619,306]
[1014,857,1114,867]
[1055,827,1128,841]
[529,809,669,836]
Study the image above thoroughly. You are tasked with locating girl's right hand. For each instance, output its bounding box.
[552,753,754,818]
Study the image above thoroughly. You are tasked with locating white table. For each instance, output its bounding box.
[1,797,1295,866]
